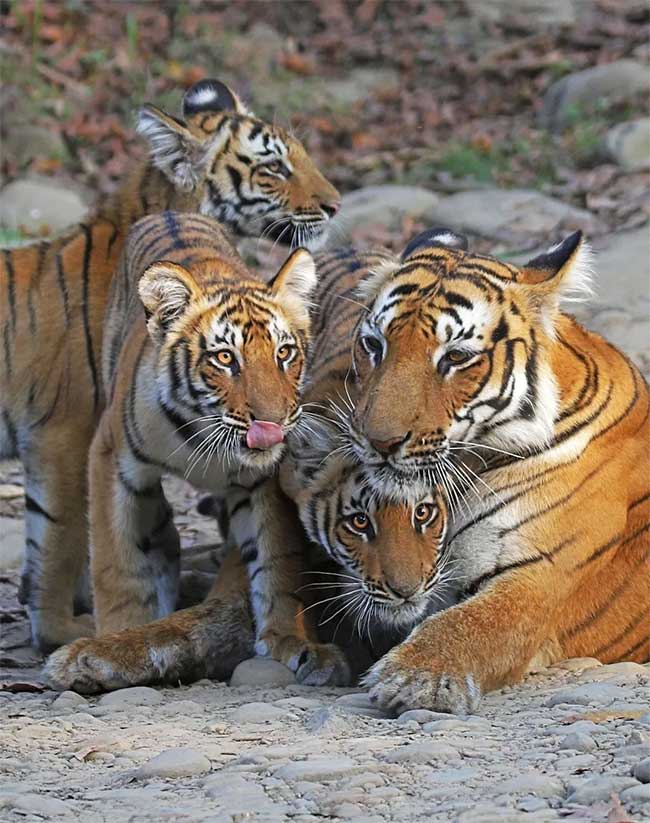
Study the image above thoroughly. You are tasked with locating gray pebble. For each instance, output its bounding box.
[384,741,460,764]
[567,775,639,804]
[230,701,291,723]
[396,709,451,725]
[274,756,357,781]
[494,773,564,798]
[230,657,296,687]
[620,783,650,805]
[546,682,629,707]
[0,793,71,817]
[136,747,211,779]
[99,686,163,708]
[633,757,650,783]
[559,732,597,752]
[51,691,88,711]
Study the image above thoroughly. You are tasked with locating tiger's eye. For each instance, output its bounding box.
[414,503,434,524]
[215,350,234,366]
[266,161,285,175]
[277,344,294,362]
[351,513,369,531]
[446,350,471,364]
[361,335,382,355]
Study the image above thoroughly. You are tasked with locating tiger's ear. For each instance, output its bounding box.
[518,231,594,334]
[269,248,317,327]
[137,104,207,191]
[401,227,468,259]
[138,261,201,340]
[182,78,248,123]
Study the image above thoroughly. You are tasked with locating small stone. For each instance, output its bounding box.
[545,682,627,707]
[396,709,450,725]
[231,702,290,724]
[99,686,163,708]
[615,743,650,763]
[305,708,348,734]
[621,783,650,805]
[51,691,88,710]
[634,758,650,784]
[423,719,478,733]
[384,741,460,764]
[517,796,549,812]
[559,732,597,752]
[0,517,24,570]
[567,775,639,804]
[0,793,71,817]
[544,720,603,737]
[494,773,564,798]
[577,661,649,681]
[550,657,602,673]
[230,657,295,687]
[274,756,357,781]
[136,747,211,779]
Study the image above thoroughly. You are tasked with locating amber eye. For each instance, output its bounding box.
[350,513,370,532]
[264,160,287,176]
[214,350,234,367]
[446,349,472,365]
[277,344,295,364]
[414,503,435,525]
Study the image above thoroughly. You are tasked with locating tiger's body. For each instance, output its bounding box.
[45,230,649,707]
[1,78,339,652]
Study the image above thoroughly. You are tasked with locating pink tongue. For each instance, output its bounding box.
[246,420,284,450]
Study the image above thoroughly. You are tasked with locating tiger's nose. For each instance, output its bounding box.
[321,200,341,219]
[369,432,409,456]
[385,579,420,600]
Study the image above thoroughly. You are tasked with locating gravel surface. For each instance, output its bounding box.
[1,658,649,821]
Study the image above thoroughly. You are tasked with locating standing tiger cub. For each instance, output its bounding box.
[0,77,339,652]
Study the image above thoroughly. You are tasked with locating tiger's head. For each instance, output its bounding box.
[283,452,450,630]
[139,245,316,472]
[345,228,593,498]
[137,78,340,249]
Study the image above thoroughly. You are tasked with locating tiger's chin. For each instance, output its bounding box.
[262,219,330,252]
[238,441,286,471]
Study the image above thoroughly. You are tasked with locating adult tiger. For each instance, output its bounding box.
[0,78,340,652]
[335,229,649,713]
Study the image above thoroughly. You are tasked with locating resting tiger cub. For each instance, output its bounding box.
[44,248,453,693]
[0,78,339,652]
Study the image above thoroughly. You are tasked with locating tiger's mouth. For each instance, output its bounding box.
[263,217,330,250]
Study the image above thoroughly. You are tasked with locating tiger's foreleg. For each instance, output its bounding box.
[19,424,96,653]
[365,565,562,714]
[90,415,181,635]
[45,547,253,693]
[227,474,351,686]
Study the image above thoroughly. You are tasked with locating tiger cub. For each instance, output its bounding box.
[0,78,339,652]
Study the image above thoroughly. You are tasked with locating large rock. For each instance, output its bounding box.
[330,185,440,240]
[136,747,211,779]
[426,188,601,242]
[0,177,87,235]
[605,118,650,172]
[230,657,295,687]
[541,60,649,131]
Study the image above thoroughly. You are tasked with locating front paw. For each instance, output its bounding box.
[363,647,482,715]
[258,634,351,686]
[44,637,132,694]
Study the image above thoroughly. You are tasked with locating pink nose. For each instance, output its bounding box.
[246,420,284,450]
[322,201,340,218]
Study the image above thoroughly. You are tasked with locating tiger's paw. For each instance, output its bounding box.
[257,634,351,686]
[32,613,96,655]
[363,648,482,716]
[44,637,135,694]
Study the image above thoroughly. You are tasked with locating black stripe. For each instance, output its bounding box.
[55,252,70,321]
[616,634,650,662]
[229,498,251,518]
[3,323,12,379]
[4,249,16,330]
[593,605,650,657]
[80,225,100,409]
[24,495,57,523]
[117,469,161,498]
[240,540,258,564]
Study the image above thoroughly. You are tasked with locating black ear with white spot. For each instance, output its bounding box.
[182,78,247,118]
[401,227,468,260]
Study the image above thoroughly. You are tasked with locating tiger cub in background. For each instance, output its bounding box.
[0,77,340,652]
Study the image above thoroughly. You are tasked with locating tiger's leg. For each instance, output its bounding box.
[19,424,96,653]
[90,416,180,635]
[365,565,561,714]
[227,474,350,686]
[45,547,253,693]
